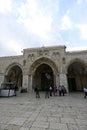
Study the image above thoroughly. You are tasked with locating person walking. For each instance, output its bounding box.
[83,86,87,99]
[61,85,66,96]
[34,85,40,98]
[49,86,52,96]
[45,86,49,98]
[58,85,62,96]
[53,85,57,96]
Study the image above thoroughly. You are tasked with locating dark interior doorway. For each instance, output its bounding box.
[41,72,53,91]
[5,65,22,88]
[68,78,76,92]
[34,63,54,91]
[67,62,87,92]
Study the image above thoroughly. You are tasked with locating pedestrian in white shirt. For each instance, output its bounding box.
[83,87,87,99]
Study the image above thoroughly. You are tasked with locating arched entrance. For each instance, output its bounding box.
[5,65,23,88]
[67,61,87,92]
[29,57,58,91]
[34,63,54,91]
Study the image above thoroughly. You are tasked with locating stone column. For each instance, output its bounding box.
[0,74,4,88]
[22,75,29,91]
[58,59,68,92]
[28,74,33,92]
[55,73,60,87]
[59,73,68,92]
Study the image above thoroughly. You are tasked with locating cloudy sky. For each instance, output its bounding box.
[0,0,87,56]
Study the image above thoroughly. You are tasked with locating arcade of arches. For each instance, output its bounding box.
[3,61,87,93]
[0,46,87,93]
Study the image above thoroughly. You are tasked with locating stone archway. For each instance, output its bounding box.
[67,61,87,92]
[5,64,23,88]
[29,57,58,90]
[34,63,54,91]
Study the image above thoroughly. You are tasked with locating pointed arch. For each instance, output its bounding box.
[67,59,87,92]
[29,57,58,75]
[29,57,58,90]
[4,62,23,88]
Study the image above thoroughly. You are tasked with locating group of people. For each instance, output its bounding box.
[34,84,66,98]
[34,85,87,99]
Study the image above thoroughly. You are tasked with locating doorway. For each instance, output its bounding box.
[67,61,87,92]
[5,65,23,88]
[34,63,54,91]
[68,77,76,92]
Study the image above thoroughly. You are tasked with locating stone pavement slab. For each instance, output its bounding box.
[0,92,87,130]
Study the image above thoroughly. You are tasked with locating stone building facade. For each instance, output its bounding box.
[0,45,87,92]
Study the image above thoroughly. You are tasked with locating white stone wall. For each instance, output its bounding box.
[66,51,87,69]
[0,55,23,87]
[0,46,87,92]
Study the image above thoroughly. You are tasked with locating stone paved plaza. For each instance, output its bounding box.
[0,92,87,130]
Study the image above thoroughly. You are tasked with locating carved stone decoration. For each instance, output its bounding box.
[23,67,28,75]
[62,57,66,64]
[38,51,43,56]
[23,60,26,66]
[44,50,49,56]
[52,52,60,59]
[28,54,35,61]
[38,50,49,57]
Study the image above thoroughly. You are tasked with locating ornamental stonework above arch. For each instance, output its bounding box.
[38,50,49,57]
[5,62,23,76]
[28,54,35,62]
[52,51,60,59]
[29,57,58,75]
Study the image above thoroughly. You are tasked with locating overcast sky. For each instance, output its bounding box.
[0,0,87,56]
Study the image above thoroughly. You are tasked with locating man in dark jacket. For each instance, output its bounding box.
[34,86,40,98]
